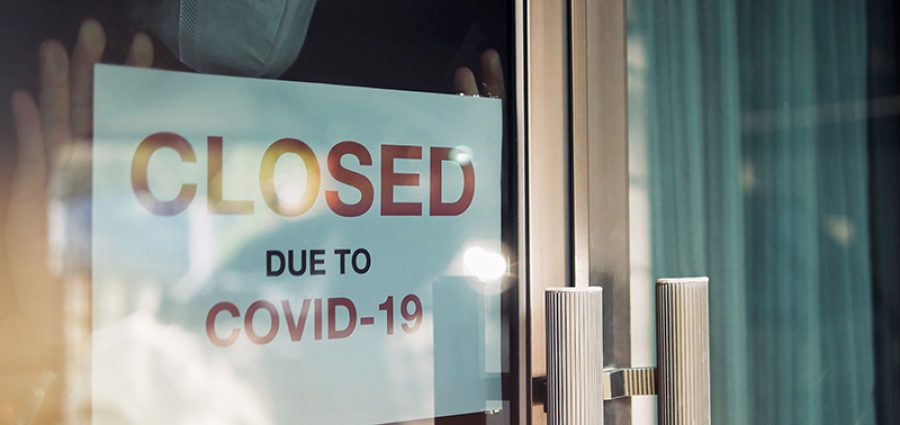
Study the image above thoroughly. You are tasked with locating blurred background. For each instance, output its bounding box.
[626,0,899,424]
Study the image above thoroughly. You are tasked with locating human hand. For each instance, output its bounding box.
[453,49,505,99]
[3,18,154,421]
[7,17,154,346]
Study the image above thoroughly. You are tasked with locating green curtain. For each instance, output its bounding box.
[628,0,875,424]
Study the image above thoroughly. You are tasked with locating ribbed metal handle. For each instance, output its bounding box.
[546,287,604,425]
[656,277,711,425]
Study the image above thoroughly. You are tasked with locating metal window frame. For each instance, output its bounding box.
[520,0,633,423]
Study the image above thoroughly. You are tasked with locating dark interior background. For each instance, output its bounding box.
[0,0,514,163]
[867,0,900,424]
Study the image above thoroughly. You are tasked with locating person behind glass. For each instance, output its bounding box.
[3,0,504,422]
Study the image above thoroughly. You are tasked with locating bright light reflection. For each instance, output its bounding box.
[464,247,506,282]
[450,146,473,165]
[274,155,308,203]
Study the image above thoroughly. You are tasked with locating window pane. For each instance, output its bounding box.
[628,0,897,423]
[0,1,519,424]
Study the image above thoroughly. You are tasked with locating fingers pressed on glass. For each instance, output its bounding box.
[8,91,52,290]
[480,49,504,99]
[125,32,154,68]
[10,91,47,185]
[70,19,106,140]
[453,67,479,96]
[38,40,71,153]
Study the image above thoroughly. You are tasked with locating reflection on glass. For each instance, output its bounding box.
[464,247,507,282]
[1,2,516,424]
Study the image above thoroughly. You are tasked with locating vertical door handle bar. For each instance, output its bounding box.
[656,277,710,425]
[546,287,604,425]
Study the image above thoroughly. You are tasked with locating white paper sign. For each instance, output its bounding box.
[92,65,504,425]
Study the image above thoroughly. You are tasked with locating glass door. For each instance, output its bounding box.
[0,1,527,424]
[532,0,898,423]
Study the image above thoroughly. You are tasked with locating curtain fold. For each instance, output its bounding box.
[628,0,875,423]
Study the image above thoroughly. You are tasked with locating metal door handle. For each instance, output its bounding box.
[545,277,710,425]
[546,287,604,425]
[656,277,710,425]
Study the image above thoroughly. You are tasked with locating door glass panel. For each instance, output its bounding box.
[628,0,897,423]
[0,2,520,424]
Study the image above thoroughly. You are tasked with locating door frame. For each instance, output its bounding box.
[519,0,637,423]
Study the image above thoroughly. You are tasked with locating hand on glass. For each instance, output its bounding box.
[5,19,154,351]
[453,49,505,99]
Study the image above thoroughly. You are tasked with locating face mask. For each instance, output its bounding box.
[131,0,318,78]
